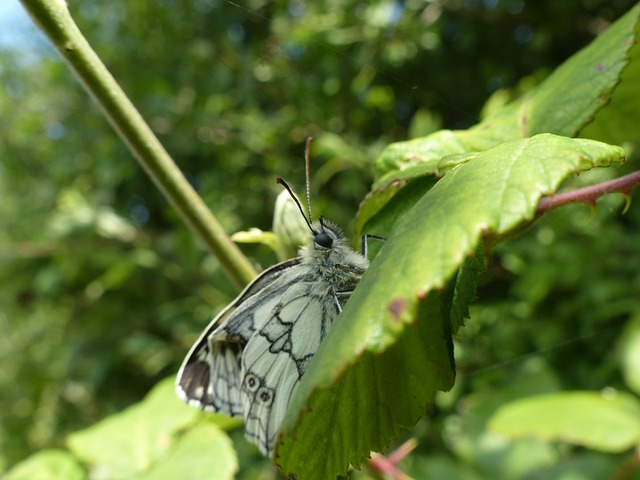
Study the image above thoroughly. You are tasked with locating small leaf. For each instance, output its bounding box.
[67,377,201,478]
[133,424,238,480]
[4,450,84,480]
[374,129,497,184]
[488,390,640,453]
[522,454,622,480]
[231,227,278,252]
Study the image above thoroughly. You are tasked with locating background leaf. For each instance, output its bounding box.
[133,424,238,480]
[488,390,640,453]
[67,378,201,478]
[4,450,84,480]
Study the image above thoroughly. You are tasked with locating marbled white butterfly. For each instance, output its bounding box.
[176,140,369,456]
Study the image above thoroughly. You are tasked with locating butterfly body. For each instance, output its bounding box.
[176,219,368,456]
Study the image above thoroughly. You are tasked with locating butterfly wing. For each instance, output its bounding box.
[176,258,303,415]
[239,278,342,456]
[177,219,369,456]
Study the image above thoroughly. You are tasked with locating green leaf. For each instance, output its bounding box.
[373,5,639,181]
[443,246,485,333]
[374,129,498,186]
[355,175,436,250]
[278,291,455,478]
[496,3,640,139]
[276,134,625,479]
[133,424,237,480]
[581,10,640,144]
[520,454,623,480]
[67,377,201,478]
[444,360,562,474]
[231,227,278,253]
[488,390,640,453]
[4,450,84,480]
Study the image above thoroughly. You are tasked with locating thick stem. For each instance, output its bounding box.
[20,0,257,289]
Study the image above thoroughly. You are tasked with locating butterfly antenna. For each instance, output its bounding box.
[304,137,314,223]
[276,178,315,233]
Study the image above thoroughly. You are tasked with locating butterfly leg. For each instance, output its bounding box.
[361,233,386,258]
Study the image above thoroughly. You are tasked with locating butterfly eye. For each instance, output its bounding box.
[244,373,260,392]
[257,387,274,406]
[314,231,333,248]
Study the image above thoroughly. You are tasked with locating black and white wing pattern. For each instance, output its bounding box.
[241,277,343,455]
[176,219,369,457]
[176,259,302,416]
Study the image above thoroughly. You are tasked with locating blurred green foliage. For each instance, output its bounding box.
[1,0,639,478]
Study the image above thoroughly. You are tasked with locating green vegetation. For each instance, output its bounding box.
[1,0,639,479]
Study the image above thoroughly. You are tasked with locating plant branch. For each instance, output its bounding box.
[367,439,417,480]
[536,170,640,216]
[609,449,640,480]
[20,0,257,289]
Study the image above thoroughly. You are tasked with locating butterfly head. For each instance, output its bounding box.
[314,232,333,248]
[309,218,345,250]
[312,221,336,249]
[302,218,369,287]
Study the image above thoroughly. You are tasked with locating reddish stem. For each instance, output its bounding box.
[536,170,640,215]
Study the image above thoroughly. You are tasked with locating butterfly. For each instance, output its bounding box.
[175,142,371,456]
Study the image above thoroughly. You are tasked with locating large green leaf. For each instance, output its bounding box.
[496,3,639,139]
[581,9,640,144]
[278,290,455,478]
[3,450,84,480]
[67,377,204,478]
[373,4,639,184]
[133,424,237,480]
[444,360,562,476]
[488,390,640,453]
[276,134,625,479]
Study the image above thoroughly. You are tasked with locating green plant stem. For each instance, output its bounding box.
[20,0,257,289]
